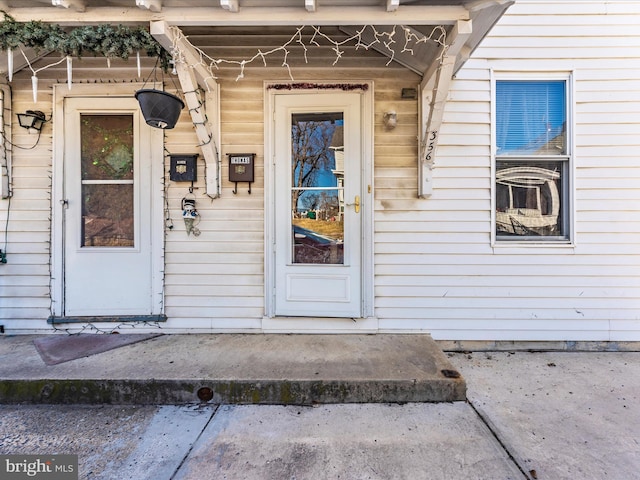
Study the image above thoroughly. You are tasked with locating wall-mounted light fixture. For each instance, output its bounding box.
[17,110,47,132]
[383,110,397,130]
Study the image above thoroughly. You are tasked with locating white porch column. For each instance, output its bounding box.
[418,19,472,198]
[151,21,221,198]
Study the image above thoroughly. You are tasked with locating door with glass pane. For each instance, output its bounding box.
[63,97,154,316]
[274,93,362,317]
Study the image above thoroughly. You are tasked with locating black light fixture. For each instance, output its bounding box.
[17,110,47,132]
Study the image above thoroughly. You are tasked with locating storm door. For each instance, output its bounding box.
[62,97,158,317]
[273,93,362,317]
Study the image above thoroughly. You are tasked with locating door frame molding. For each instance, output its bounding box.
[51,83,165,318]
[263,82,376,332]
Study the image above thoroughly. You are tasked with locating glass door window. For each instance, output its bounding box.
[80,114,134,247]
[290,112,344,265]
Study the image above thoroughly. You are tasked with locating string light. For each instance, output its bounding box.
[8,24,447,100]
[17,47,68,103]
[168,24,448,84]
[52,321,163,335]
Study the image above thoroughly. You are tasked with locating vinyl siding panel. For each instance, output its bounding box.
[377,0,640,340]
[0,87,53,326]
[1,2,639,341]
[162,80,266,329]
[160,63,417,330]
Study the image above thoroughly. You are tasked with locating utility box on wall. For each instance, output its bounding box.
[170,154,198,182]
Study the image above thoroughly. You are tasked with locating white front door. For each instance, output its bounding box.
[62,97,159,316]
[273,92,362,317]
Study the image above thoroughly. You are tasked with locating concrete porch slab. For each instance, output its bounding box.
[0,334,465,404]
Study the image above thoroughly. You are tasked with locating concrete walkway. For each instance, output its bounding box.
[0,349,637,479]
[0,334,464,404]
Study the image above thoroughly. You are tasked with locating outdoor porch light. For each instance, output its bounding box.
[383,110,397,130]
[17,110,47,132]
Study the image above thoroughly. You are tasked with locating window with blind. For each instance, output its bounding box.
[495,79,570,241]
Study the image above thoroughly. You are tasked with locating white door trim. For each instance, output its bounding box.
[263,82,375,332]
[51,83,165,318]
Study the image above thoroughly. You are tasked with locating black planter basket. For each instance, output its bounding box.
[135,89,185,129]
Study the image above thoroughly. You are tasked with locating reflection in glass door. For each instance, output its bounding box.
[273,92,363,318]
[291,112,344,265]
[80,114,135,247]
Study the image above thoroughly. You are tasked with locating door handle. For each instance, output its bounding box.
[346,195,360,213]
[353,195,360,213]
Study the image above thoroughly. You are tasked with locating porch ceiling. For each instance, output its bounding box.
[1,0,512,79]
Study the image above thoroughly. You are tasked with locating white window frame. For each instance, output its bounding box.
[491,71,575,247]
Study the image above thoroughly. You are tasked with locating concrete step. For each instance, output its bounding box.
[0,334,465,404]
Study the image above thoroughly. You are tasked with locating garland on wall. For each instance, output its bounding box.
[0,13,170,66]
[268,83,370,91]
[0,13,171,99]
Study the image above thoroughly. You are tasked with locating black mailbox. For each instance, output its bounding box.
[170,154,198,182]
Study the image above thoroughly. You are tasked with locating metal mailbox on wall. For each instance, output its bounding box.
[170,154,198,182]
[228,153,255,194]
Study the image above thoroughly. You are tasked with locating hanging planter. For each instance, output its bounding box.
[135,89,184,129]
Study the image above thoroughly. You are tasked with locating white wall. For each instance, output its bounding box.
[0,85,53,330]
[1,2,638,341]
[377,0,640,341]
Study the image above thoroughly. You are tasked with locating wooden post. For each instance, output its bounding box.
[151,21,221,198]
[418,20,472,198]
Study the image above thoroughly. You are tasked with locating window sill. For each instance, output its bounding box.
[491,240,575,254]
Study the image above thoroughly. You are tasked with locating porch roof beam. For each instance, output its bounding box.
[305,0,317,13]
[135,0,162,13]
[51,0,86,12]
[150,20,218,91]
[151,21,220,197]
[220,0,239,13]
[4,5,469,26]
[418,19,472,198]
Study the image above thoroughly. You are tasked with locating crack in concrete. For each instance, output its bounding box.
[170,404,220,480]
[467,399,532,480]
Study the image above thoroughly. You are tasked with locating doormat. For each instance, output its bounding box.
[33,333,163,366]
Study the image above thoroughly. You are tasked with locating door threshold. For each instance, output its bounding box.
[262,316,378,333]
[48,315,167,325]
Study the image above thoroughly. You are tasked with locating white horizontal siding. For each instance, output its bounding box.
[0,84,54,325]
[162,63,416,330]
[163,79,266,329]
[377,0,640,340]
[2,3,639,341]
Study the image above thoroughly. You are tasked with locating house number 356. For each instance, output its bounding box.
[425,130,438,162]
